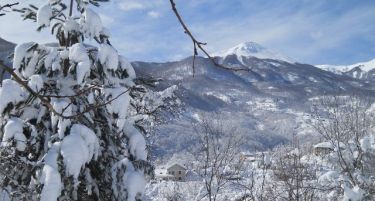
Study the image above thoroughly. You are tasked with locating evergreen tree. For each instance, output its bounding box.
[0,0,168,200]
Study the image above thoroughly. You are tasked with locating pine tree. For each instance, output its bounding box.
[0,0,162,200]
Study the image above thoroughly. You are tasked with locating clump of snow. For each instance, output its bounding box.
[112,159,146,201]
[37,4,52,27]
[44,47,61,71]
[0,79,25,114]
[103,87,130,129]
[63,17,80,37]
[21,51,39,78]
[59,48,69,60]
[61,132,88,179]
[98,44,119,70]
[70,124,100,161]
[2,118,26,151]
[119,56,136,80]
[80,8,103,39]
[69,43,90,84]
[124,121,147,161]
[13,42,37,77]
[28,75,44,91]
[40,142,62,201]
[51,98,72,139]
[60,124,99,179]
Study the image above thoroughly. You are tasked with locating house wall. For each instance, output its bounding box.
[167,165,186,181]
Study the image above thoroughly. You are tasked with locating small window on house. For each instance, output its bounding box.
[171,171,174,174]
[179,171,182,174]
[179,177,182,180]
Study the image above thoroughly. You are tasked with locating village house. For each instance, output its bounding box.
[240,151,271,168]
[314,141,334,156]
[155,163,187,182]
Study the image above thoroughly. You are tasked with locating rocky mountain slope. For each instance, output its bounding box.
[133,42,375,159]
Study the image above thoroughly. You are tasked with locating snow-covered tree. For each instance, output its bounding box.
[312,95,375,201]
[192,113,243,201]
[0,0,168,200]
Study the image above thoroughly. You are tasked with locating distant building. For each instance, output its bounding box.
[314,142,334,156]
[240,151,271,168]
[155,163,187,182]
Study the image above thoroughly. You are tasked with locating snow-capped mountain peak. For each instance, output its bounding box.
[212,41,295,63]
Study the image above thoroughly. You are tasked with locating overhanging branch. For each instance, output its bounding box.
[169,0,250,74]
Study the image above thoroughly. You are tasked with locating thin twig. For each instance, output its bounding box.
[169,0,250,74]
[0,2,19,16]
[0,3,19,11]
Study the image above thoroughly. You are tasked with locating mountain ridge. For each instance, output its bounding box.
[317,58,375,80]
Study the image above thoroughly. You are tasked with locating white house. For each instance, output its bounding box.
[155,163,187,182]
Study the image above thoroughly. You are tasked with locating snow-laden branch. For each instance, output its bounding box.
[0,61,133,119]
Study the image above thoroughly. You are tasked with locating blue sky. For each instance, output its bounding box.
[0,0,374,65]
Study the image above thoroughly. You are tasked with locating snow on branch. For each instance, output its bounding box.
[0,61,134,120]
[169,0,250,75]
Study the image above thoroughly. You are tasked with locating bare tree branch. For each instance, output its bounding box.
[169,0,250,75]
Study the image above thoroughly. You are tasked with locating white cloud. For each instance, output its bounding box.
[147,11,161,18]
[119,2,145,11]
